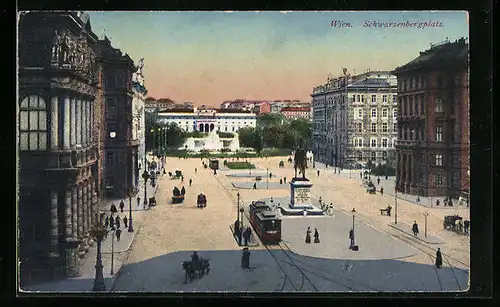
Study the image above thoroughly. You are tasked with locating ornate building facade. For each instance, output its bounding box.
[312,71,398,168]
[393,38,469,197]
[132,59,147,175]
[18,11,100,285]
[93,37,139,198]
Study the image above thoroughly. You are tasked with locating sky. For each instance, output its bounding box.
[87,11,468,107]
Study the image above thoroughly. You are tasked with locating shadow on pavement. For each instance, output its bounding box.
[111,249,469,292]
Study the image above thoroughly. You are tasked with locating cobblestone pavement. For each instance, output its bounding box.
[109,157,469,292]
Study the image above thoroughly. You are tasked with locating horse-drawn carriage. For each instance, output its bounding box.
[279,161,284,168]
[365,182,376,194]
[182,258,210,284]
[443,215,463,231]
[172,186,185,204]
[197,193,207,208]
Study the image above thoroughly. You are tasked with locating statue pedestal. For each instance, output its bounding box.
[290,178,314,209]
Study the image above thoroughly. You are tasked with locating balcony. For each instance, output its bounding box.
[394,140,420,147]
[44,145,97,170]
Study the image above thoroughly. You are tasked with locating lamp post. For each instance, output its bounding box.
[237,191,241,224]
[150,128,155,156]
[351,208,356,245]
[157,128,161,155]
[142,170,150,207]
[423,212,429,237]
[266,168,269,189]
[91,212,107,291]
[110,228,115,275]
[394,184,398,225]
[128,190,134,232]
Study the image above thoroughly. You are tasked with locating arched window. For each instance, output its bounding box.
[19,95,47,151]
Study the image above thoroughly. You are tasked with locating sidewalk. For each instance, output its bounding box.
[99,182,158,254]
[229,224,259,247]
[388,221,444,244]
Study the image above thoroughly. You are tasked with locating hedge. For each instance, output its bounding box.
[225,162,256,169]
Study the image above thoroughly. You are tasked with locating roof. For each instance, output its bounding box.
[348,78,396,89]
[281,107,310,112]
[394,39,468,73]
[257,211,281,221]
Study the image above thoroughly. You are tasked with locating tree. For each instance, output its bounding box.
[165,123,186,147]
[257,113,285,127]
[290,118,312,148]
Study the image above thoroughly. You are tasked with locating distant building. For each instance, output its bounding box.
[145,97,175,112]
[311,71,398,168]
[158,108,256,133]
[393,38,469,197]
[280,107,311,120]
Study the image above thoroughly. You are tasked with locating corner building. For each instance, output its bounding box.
[393,38,469,197]
[18,11,100,285]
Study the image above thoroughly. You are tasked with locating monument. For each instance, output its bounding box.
[280,141,323,215]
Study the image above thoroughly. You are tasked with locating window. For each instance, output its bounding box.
[409,97,413,115]
[357,123,362,132]
[382,123,388,132]
[393,123,398,133]
[411,77,416,89]
[436,125,443,142]
[371,151,377,160]
[393,108,398,118]
[357,108,363,118]
[435,154,443,166]
[382,108,388,118]
[393,95,397,104]
[356,95,360,102]
[371,123,376,132]
[435,97,443,112]
[357,151,363,160]
[382,95,387,103]
[382,151,388,159]
[435,174,443,186]
[371,138,377,147]
[19,95,47,151]
[371,108,377,118]
[371,95,376,103]
[382,138,388,147]
[361,95,365,103]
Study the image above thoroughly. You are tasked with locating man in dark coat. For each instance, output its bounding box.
[238,226,243,245]
[377,177,380,185]
[115,228,122,242]
[280,178,283,184]
[119,200,125,213]
[243,228,250,246]
[380,187,384,195]
[189,178,192,187]
[464,220,470,234]
[317,169,320,176]
[314,228,320,243]
[110,204,117,214]
[115,216,121,229]
[241,248,250,269]
[253,183,257,190]
[305,227,312,243]
[123,216,128,228]
[412,221,419,236]
[435,248,443,268]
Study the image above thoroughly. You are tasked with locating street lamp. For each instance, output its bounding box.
[423,212,429,237]
[236,191,241,224]
[351,208,356,246]
[394,184,398,225]
[128,189,134,232]
[91,212,107,291]
[266,168,269,189]
[150,128,155,156]
[110,228,115,275]
[142,170,150,207]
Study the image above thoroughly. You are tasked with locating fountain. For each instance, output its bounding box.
[180,129,240,152]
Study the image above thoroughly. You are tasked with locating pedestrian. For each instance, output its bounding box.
[360,172,362,179]
[123,216,128,228]
[110,204,117,214]
[269,172,272,179]
[195,167,197,173]
[326,164,328,168]
[464,220,469,234]
[253,182,257,190]
[444,198,448,207]
[243,228,250,246]
[115,228,122,241]
[137,196,141,207]
[115,216,121,229]
[280,178,283,184]
[318,196,322,206]
[181,175,184,183]
[349,229,355,248]
[241,247,250,269]
[247,227,252,242]
[105,216,109,228]
[189,178,192,186]
[314,228,320,243]
[305,227,312,243]
[435,248,443,268]
[284,177,287,184]
[317,169,320,176]
[385,175,388,180]
[380,187,384,195]
[119,200,125,213]
[412,221,419,236]
[449,199,453,207]
[181,186,186,196]
[436,199,440,206]
[377,177,380,185]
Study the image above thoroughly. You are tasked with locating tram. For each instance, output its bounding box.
[249,201,282,244]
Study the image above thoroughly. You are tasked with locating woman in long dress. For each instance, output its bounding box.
[305,227,312,243]
[435,248,443,268]
[314,228,320,243]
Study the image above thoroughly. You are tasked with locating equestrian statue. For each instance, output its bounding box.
[294,141,308,180]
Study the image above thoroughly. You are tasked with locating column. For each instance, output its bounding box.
[50,96,59,150]
[77,185,83,237]
[49,190,59,257]
[71,187,78,238]
[70,97,76,147]
[64,189,73,239]
[63,97,71,149]
[87,101,91,145]
[85,181,91,231]
[82,182,88,234]
[89,179,95,225]
[75,99,81,145]
[83,100,88,146]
